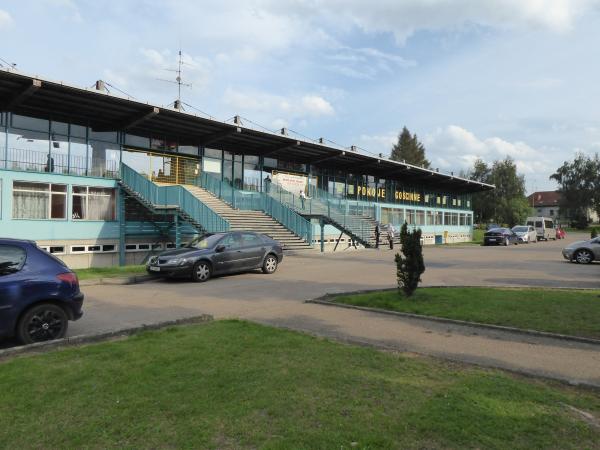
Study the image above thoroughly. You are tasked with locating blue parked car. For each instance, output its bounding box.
[0,239,84,344]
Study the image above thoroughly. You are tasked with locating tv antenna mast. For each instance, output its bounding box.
[158,48,192,110]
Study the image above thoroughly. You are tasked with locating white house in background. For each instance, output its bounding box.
[527,191,599,224]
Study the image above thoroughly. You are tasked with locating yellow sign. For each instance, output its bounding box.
[357,186,423,203]
[358,186,386,199]
[395,191,421,202]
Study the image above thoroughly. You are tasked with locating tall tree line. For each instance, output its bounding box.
[464,157,531,227]
[550,153,600,228]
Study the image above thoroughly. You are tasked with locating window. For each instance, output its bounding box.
[415,210,425,225]
[72,186,116,221]
[241,233,262,246]
[0,244,26,275]
[219,233,242,249]
[13,181,67,220]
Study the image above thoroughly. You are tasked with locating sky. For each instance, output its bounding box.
[1,0,600,192]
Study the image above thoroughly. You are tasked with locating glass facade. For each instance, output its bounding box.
[0,111,474,222]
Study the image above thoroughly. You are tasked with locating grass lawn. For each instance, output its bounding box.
[472,228,484,244]
[1,321,599,449]
[74,265,146,280]
[332,287,600,339]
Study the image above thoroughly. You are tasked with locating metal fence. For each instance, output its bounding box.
[0,147,119,179]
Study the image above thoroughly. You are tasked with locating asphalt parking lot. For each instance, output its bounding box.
[5,232,600,386]
[70,231,598,339]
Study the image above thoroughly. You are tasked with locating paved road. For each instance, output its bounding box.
[68,233,600,387]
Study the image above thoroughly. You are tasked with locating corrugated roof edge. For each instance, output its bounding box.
[0,67,495,191]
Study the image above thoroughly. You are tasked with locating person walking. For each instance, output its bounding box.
[264,175,271,193]
[387,224,395,250]
[375,222,380,249]
[300,189,307,209]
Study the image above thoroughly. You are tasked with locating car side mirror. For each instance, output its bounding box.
[215,245,226,253]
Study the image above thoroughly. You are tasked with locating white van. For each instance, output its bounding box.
[526,216,555,241]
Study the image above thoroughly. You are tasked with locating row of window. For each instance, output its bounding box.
[38,242,177,256]
[380,208,473,227]
[11,181,116,221]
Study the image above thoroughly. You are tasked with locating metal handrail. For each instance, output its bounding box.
[121,164,229,233]
[1,146,119,178]
[266,182,375,244]
[200,172,313,244]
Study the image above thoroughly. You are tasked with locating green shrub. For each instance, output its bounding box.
[394,223,425,297]
[592,227,598,239]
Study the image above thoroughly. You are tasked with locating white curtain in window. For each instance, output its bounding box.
[88,192,114,220]
[13,191,48,219]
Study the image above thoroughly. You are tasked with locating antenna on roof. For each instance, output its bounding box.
[0,56,17,70]
[158,47,192,110]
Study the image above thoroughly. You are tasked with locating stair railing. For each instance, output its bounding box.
[266,182,374,244]
[200,172,313,245]
[121,163,229,233]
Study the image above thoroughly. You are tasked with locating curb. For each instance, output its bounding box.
[0,314,213,360]
[79,274,154,286]
[306,290,600,346]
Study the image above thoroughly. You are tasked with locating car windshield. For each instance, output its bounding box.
[186,234,223,249]
[512,226,528,232]
[488,228,504,233]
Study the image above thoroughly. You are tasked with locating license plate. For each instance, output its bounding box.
[149,266,160,272]
[488,238,497,241]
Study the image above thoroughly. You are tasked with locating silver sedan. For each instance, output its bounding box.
[512,225,537,243]
[562,237,600,264]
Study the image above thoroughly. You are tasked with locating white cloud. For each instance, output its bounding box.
[223,88,335,120]
[327,46,416,79]
[358,132,398,152]
[272,0,598,43]
[0,9,13,29]
[423,125,553,175]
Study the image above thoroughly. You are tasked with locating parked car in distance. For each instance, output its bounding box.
[526,216,555,241]
[512,225,537,243]
[147,231,284,282]
[562,237,600,264]
[0,239,84,344]
[483,228,519,246]
[555,227,566,240]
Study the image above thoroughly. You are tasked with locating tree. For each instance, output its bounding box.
[550,153,600,229]
[465,158,494,224]
[394,223,425,297]
[390,127,431,168]
[466,157,530,226]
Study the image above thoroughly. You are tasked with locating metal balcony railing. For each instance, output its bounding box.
[0,147,119,179]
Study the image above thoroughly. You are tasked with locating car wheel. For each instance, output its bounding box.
[16,303,68,344]
[574,249,593,264]
[504,238,509,246]
[262,254,278,274]
[191,261,212,282]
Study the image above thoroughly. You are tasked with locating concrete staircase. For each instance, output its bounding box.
[184,185,313,251]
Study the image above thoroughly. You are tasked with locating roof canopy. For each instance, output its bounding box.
[0,69,493,193]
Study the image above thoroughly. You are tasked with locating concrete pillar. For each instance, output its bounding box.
[118,188,126,266]
[175,214,181,248]
[320,218,325,253]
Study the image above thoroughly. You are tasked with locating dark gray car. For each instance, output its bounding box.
[147,232,284,282]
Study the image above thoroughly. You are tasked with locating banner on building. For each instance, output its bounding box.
[272,171,308,194]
